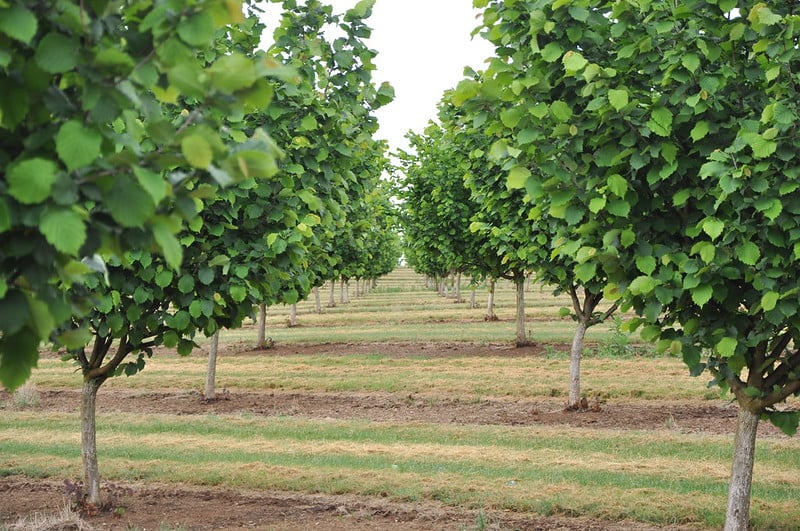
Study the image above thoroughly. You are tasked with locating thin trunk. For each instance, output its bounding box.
[339,277,345,303]
[515,277,527,346]
[485,279,497,320]
[425,277,431,289]
[470,287,476,309]
[328,281,336,307]
[289,303,297,327]
[455,272,462,303]
[724,408,759,531]
[256,303,267,348]
[314,287,322,314]
[345,280,351,303]
[81,379,103,505]
[204,330,219,400]
[568,320,588,408]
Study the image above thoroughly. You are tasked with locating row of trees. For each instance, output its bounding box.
[1,0,400,504]
[400,1,800,528]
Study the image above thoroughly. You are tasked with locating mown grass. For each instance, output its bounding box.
[7,267,800,529]
[31,352,705,401]
[2,413,799,529]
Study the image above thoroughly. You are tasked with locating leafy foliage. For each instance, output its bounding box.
[0,0,285,389]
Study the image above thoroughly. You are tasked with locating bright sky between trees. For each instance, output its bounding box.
[260,1,495,153]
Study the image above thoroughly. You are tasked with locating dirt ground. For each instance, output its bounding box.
[0,341,777,530]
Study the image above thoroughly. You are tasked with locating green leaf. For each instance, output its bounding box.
[606,199,630,217]
[133,167,169,205]
[690,121,709,142]
[452,79,479,106]
[35,32,79,73]
[647,107,673,137]
[151,216,183,270]
[589,196,606,213]
[178,275,195,294]
[57,327,92,350]
[198,267,215,285]
[7,158,58,204]
[574,261,596,283]
[692,284,713,307]
[540,42,563,62]
[40,208,86,255]
[635,255,657,275]
[299,114,318,132]
[209,52,257,93]
[182,134,213,169]
[607,174,628,197]
[608,88,629,111]
[629,275,656,295]
[56,121,103,172]
[155,269,174,288]
[562,51,588,73]
[766,411,799,436]
[507,166,531,189]
[177,11,215,46]
[229,285,247,303]
[761,291,779,312]
[701,217,724,240]
[681,53,700,73]
[0,328,40,391]
[0,5,37,44]
[550,101,572,122]
[106,176,156,227]
[737,241,761,265]
[716,337,737,358]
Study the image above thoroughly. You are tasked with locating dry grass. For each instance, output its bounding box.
[3,505,91,531]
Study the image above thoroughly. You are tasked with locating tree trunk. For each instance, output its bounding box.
[345,280,351,303]
[289,303,297,327]
[204,330,219,400]
[455,272,462,303]
[328,281,336,307]
[568,320,588,408]
[485,279,497,320]
[339,278,345,303]
[470,287,476,309]
[256,303,267,349]
[314,287,322,314]
[724,408,759,531]
[81,378,103,505]
[515,277,527,346]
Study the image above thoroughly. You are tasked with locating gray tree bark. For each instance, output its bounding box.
[81,379,103,504]
[289,303,297,327]
[328,281,336,307]
[724,408,759,531]
[256,303,267,348]
[470,287,476,309]
[485,279,497,320]
[204,330,219,400]
[339,277,345,303]
[314,287,322,314]
[455,272,463,303]
[515,277,527,346]
[568,320,588,408]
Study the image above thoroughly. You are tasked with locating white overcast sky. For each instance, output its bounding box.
[260,1,495,153]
